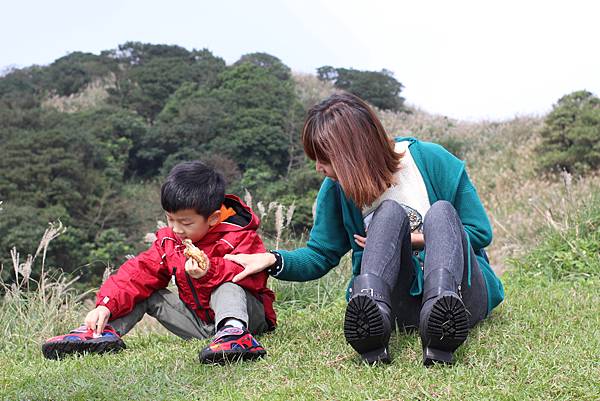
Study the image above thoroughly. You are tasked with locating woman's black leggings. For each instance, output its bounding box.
[360,200,488,329]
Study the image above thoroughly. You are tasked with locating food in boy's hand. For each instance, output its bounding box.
[183,239,209,271]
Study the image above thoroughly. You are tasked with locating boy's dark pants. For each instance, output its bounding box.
[109,282,269,339]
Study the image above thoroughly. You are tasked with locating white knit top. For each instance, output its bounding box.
[362,141,430,232]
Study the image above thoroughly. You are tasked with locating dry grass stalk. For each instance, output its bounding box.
[144,232,157,244]
[1,220,83,344]
[257,201,266,220]
[19,255,33,290]
[10,247,20,292]
[244,189,253,209]
[275,204,284,249]
[3,221,69,305]
[560,169,573,201]
[34,221,67,295]
[144,221,165,243]
[285,202,296,227]
[102,264,113,284]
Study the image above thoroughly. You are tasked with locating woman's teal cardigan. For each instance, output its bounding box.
[276,137,504,314]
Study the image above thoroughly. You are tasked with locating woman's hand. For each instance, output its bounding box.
[354,232,424,250]
[225,252,277,283]
[411,233,425,249]
[353,234,367,248]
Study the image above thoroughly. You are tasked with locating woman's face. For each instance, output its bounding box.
[316,160,337,180]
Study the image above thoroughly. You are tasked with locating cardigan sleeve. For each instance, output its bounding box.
[414,139,493,251]
[453,170,493,251]
[275,179,351,282]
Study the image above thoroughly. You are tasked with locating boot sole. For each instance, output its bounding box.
[343,294,391,363]
[42,338,126,360]
[422,292,468,366]
[199,347,266,364]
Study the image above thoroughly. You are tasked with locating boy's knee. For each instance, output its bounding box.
[214,282,244,295]
[211,282,247,307]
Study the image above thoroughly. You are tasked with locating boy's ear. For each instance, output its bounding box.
[207,210,221,227]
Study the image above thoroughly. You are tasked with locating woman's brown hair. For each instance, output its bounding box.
[302,92,403,208]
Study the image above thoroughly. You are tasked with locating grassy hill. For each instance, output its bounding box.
[1,76,600,400]
[1,195,598,400]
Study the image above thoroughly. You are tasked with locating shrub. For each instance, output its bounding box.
[537,90,600,174]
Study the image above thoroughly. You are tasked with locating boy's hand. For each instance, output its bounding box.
[85,305,111,335]
[226,253,276,283]
[185,257,208,279]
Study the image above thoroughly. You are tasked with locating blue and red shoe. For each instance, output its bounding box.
[199,326,266,364]
[42,325,126,360]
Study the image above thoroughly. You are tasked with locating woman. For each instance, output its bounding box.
[226,92,504,365]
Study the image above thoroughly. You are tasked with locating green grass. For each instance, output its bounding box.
[2,184,600,400]
[1,263,598,400]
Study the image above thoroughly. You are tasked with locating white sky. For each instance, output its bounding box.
[1,0,598,121]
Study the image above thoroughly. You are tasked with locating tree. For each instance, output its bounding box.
[0,108,150,276]
[107,43,226,122]
[0,65,46,109]
[316,65,338,82]
[235,52,291,81]
[43,52,117,96]
[104,42,191,65]
[148,58,305,179]
[538,90,600,174]
[316,66,405,111]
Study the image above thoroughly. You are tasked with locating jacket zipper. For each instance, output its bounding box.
[184,271,203,311]
[172,267,209,321]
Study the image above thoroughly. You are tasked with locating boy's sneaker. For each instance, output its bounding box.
[42,325,126,360]
[199,326,266,364]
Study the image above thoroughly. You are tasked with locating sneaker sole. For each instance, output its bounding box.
[42,338,126,360]
[343,294,390,363]
[199,347,266,364]
[423,292,468,366]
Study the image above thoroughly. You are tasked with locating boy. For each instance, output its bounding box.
[42,161,276,363]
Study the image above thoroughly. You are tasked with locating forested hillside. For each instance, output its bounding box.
[0,42,406,285]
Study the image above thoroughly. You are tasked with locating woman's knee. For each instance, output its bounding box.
[423,201,457,232]
[372,200,409,224]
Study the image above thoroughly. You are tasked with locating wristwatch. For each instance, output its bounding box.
[266,250,283,276]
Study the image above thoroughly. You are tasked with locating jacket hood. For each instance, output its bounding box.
[211,194,260,233]
[155,194,260,245]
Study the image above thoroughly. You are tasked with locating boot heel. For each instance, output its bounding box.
[421,291,469,366]
[344,294,390,363]
[361,345,390,364]
[423,346,453,366]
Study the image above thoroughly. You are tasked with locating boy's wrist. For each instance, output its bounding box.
[266,250,283,277]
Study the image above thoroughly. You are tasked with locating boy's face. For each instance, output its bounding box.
[165,209,220,243]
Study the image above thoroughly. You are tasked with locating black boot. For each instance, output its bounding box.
[343,274,394,364]
[419,266,469,366]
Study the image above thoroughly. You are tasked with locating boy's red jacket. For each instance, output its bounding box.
[96,195,276,329]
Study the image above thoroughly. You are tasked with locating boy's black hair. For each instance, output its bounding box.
[161,161,226,218]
